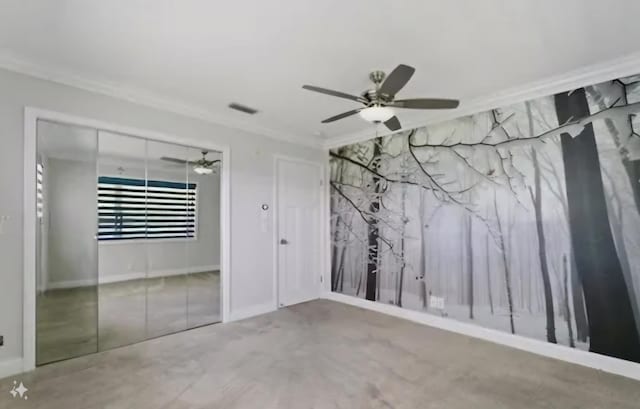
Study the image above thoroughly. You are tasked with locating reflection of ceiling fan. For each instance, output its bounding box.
[303,64,460,131]
[161,150,220,175]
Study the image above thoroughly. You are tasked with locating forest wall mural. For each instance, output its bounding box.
[330,75,640,363]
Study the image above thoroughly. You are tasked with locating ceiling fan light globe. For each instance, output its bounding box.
[359,106,394,123]
[193,165,213,175]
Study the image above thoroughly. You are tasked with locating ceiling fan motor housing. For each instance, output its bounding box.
[366,70,395,105]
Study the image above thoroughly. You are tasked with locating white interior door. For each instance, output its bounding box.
[276,158,322,307]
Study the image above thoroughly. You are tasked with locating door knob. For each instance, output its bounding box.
[280,238,289,245]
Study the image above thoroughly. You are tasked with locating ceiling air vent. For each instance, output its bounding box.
[228,103,259,115]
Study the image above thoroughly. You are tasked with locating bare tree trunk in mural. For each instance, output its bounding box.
[486,237,494,315]
[459,222,465,305]
[555,88,640,362]
[467,215,474,319]
[418,189,428,309]
[494,192,515,334]
[356,245,365,297]
[365,137,382,301]
[337,245,347,293]
[330,151,345,291]
[570,254,588,342]
[536,143,589,342]
[526,101,558,343]
[527,252,533,314]
[528,152,557,344]
[589,83,640,337]
[396,180,407,307]
[331,239,341,291]
[562,254,576,348]
[602,168,640,337]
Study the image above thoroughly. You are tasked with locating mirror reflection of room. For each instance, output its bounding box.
[36,120,99,365]
[36,120,221,365]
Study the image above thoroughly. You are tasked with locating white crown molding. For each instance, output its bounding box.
[324,52,640,149]
[0,52,322,149]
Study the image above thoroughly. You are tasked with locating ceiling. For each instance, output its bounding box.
[2,1,640,148]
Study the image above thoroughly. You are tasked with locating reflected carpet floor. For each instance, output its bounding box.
[36,271,220,365]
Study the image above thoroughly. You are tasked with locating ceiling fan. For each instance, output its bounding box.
[161,150,220,175]
[302,64,459,131]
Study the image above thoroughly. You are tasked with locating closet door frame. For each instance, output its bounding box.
[23,107,231,372]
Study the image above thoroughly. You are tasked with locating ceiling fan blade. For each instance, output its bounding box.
[160,156,189,164]
[391,98,460,109]
[303,85,365,103]
[321,109,362,123]
[384,116,401,131]
[378,64,415,98]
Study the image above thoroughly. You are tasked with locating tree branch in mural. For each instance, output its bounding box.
[588,81,640,215]
[330,74,640,363]
[409,102,640,151]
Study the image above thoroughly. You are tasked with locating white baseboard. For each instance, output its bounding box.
[322,292,640,382]
[228,302,276,322]
[45,265,220,290]
[0,358,24,380]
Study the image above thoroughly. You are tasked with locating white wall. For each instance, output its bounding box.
[0,68,324,373]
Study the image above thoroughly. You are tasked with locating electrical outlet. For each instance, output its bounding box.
[429,296,445,310]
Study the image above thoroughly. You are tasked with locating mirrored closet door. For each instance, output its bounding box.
[185,145,222,328]
[36,121,222,365]
[97,132,148,350]
[144,139,190,339]
[36,120,99,365]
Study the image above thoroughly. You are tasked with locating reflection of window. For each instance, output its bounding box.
[36,163,44,219]
[98,176,197,241]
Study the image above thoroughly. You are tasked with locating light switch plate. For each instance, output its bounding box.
[0,215,8,235]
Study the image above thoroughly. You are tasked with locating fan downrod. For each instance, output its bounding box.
[369,70,386,85]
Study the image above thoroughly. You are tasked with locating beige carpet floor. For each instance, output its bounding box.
[2,299,639,408]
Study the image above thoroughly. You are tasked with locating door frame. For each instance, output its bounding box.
[273,155,328,309]
[23,107,232,371]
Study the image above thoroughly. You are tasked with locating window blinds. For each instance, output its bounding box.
[36,163,44,219]
[98,176,197,241]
